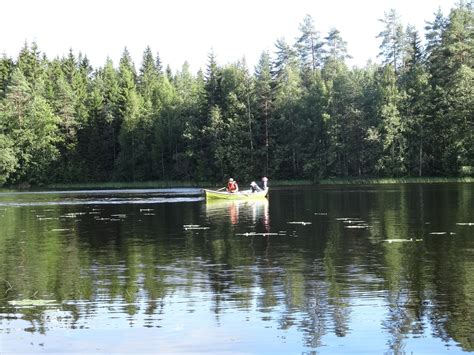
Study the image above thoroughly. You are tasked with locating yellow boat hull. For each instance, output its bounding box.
[204,189,269,200]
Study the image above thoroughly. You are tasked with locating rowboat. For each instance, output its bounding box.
[203,188,269,200]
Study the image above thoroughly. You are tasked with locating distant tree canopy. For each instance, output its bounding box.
[0,3,472,186]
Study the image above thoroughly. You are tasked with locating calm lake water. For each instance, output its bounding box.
[0,184,473,354]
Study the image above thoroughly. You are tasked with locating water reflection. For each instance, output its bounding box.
[0,185,473,353]
[204,198,269,230]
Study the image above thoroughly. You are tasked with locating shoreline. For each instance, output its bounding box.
[1,177,472,192]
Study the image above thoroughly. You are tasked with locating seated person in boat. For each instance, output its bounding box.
[250,181,262,193]
[261,176,268,190]
[227,178,239,193]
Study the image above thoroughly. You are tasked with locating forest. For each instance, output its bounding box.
[0,3,472,186]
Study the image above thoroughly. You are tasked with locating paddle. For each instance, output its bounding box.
[217,187,226,191]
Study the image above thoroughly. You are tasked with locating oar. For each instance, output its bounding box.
[217,187,226,191]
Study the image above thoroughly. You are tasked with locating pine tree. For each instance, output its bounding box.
[272,40,304,177]
[425,7,448,80]
[255,51,273,174]
[377,9,405,72]
[273,38,297,80]
[295,14,323,71]
[324,28,351,63]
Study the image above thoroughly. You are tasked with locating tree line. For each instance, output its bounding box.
[0,3,472,186]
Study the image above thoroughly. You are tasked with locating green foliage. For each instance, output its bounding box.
[0,68,59,184]
[0,2,472,186]
[272,47,304,178]
[0,134,17,185]
[375,66,407,176]
[0,55,14,98]
[324,61,365,177]
[77,58,121,181]
[424,3,474,175]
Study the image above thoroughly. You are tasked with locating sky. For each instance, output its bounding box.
[1,0,459,73]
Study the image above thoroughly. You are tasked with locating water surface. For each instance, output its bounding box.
[0,184,473,354]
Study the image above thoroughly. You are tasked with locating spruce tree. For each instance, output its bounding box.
[17,41,45,94]
[138,46,159,102]
[204,50,221,110]
[0,55,14,98]
[172,62,201,179]
[116,50,144,181]
[79,58,120,181]
[151,73,176,180]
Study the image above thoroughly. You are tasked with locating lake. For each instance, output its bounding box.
[0,183,473,354]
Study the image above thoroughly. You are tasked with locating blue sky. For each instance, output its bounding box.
[1,0,458,72]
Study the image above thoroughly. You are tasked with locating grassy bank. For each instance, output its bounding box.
[237,177,473,186]
[262,177,473,186]
[2,176,472,191]
[317,177,473,185]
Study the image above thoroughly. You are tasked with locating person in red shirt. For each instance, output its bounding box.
[227,178,239,193]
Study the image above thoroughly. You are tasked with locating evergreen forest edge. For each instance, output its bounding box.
[0,3,473,188]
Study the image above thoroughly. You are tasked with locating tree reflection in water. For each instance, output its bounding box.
[0,184,473,353]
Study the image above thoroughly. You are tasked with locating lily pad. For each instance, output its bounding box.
[8,299,58,307]
[236,232,279,236]
[287,221,312,226]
